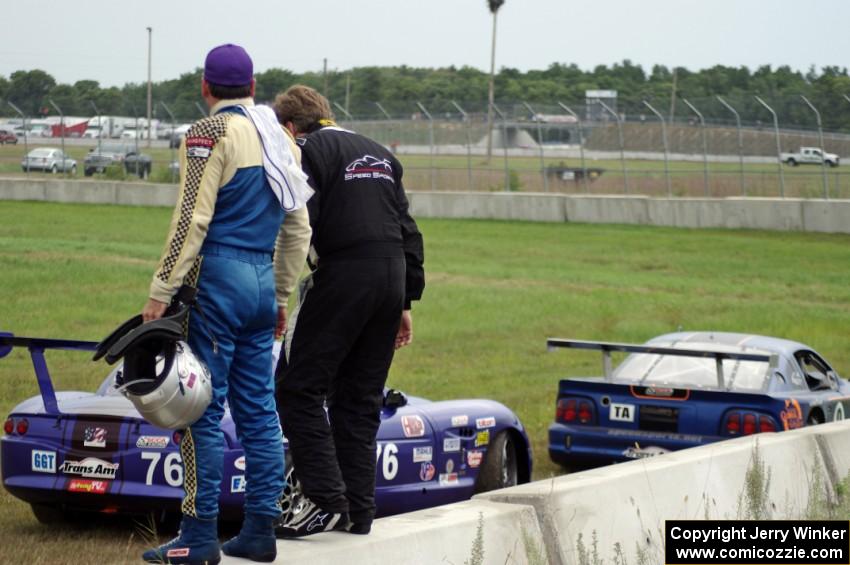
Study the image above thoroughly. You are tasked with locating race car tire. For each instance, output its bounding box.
[30,503,66,524]
[473,430,518,493]
[278,454,305,524]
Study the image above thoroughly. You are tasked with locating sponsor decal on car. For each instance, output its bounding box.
[781,398,804,430]
[621,444,670,460]
[609,403,635,422]
[419,462,436,482]
[60,457,119,479]
[401,415,425,438]
[31,450,56,473]
[451,415,469,427]
[83,426,108,448]
[136,436,169,449]
[438,473,458,486]
[606,428,703,443]
[231,475,246,493]
[234,456,246,471]
[474,430,490,447]
[466,450,484,468]
[412,446,432,463]
[476,417,495,429]
[344,154,394,183]
[445,459,455,474]
[443,437,461,452]
[630,385,690,400]
[67,478,109,494]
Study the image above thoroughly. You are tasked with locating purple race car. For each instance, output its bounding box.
[0,332,531,524]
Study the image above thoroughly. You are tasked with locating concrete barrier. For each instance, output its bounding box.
[220,499,548,565]
[4,178,850,234]
[215,422,850,565]
[477,421,850,565]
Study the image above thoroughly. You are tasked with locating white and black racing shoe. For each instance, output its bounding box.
[274,499,350,538]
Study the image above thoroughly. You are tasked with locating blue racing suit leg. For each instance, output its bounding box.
[181,244,285,519]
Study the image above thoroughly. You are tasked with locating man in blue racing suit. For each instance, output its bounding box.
[140,44,311,564]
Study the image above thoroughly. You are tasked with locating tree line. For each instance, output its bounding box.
[2,61,850,130]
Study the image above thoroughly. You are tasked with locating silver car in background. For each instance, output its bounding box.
[21,148,77,174]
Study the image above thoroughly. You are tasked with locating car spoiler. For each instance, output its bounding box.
[0,332,99,415]
[546,338,778,389]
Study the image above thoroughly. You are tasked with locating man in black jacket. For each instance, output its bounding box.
[273,85,425,537]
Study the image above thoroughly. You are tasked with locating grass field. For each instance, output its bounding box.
[2,201,850,562]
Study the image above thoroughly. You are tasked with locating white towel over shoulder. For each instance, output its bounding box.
[241,104,313,212]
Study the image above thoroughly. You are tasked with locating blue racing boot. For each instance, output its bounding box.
[221,513,277,562]
[142,515,221,564]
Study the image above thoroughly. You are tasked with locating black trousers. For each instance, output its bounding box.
[276,257,404,524]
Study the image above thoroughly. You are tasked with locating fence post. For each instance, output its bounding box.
[598,100,628,194]
[90,100,102,154]
[416,102,436,191]
[7,101,28,175]
[48,99,66,178]
[754,96,786,198]
[557,102,588,193]
[683,98,710,197]
[160,101,177,182]
[375,102,393,153]
[333,102,353,124]
[643,100,672,197]
[716,96,745,196]
[800,95,829,199]
[451,101,474,191]
[491,103,511,191]
[522,101,548,192]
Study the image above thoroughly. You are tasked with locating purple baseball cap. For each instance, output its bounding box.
[204,43,253,86]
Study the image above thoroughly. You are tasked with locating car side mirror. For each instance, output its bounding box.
[383,389,408,409]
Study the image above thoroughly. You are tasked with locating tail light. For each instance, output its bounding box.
[725,412,741,435]
[578,402,593,424]
[723,411,778,436]
[556,397,596,425]
[4,418,13,435]
[16,418,28,435]
[759,417,777,433]
[556,399,576,422]
[743,414,756,435]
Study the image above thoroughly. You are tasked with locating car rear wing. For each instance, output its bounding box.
[546,338,777,388]
[0,332,99,415]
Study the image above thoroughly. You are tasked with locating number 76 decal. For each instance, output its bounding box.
[141,452,183,487]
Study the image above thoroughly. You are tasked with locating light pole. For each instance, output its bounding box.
[643,100,671,197]
[146,26,153,148]
[485,0,505,163]
[716,96,745,196]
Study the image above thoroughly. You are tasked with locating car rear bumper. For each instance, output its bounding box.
[548,422,717,467]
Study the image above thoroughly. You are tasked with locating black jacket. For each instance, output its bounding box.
[299,126,425,308]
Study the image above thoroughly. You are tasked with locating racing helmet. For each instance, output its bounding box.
[94,306,213,430]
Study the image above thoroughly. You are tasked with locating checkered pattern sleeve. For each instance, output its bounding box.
[149,114,231,303]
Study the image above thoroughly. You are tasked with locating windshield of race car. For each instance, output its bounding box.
[612,344,771,391]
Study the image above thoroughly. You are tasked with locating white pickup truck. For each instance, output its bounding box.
[780,146,840,167]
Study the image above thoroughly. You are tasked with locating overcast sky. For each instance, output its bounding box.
[3,0,850,87]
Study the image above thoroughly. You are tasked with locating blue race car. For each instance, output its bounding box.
[547,331,850,470]
[0,332,531,524]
